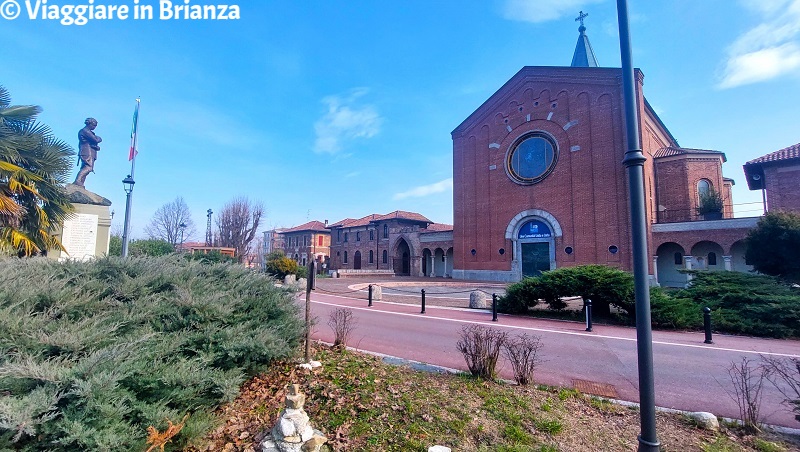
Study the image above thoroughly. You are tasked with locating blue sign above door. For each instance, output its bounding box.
[518,220,552,239]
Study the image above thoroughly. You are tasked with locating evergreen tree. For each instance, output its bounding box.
[746,211,800,282]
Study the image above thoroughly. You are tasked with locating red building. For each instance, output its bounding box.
[327,211,453,277]
[280,220,330,267]
[450,20,760,286]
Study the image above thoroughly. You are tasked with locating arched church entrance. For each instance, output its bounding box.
[519,221,552,277]
[505,210,562,280]
[354,251,362,270]
[394,239,411,276]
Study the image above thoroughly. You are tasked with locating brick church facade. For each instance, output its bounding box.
[450,20,768,286]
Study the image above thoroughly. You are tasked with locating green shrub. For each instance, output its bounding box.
[501,265,634,316]
[498,277,541,314]
[266,254,299,280]
[128,238,175,256]
[0,255,303,450]
[185,249,237,264]
[649,286,699,330]
[676,272,800,338]
[265,250,308,280]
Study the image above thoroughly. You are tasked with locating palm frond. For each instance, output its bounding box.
[0,86,10,108]
[0,226,39,256]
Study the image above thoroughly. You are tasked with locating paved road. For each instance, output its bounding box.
[303,291,800,428]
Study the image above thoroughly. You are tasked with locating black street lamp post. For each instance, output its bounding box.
[616,1,660,450]
[120,175,135,258]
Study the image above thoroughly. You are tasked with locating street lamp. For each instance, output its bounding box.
[120,175,135,257]
[206,209,213,246]
[179,222,187,251]
[616,1,660,450]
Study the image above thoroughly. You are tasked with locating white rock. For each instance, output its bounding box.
[688,412,719,431]
[284,275,296,285]
[279,418,296,437]
[296,360,322,371]
[261,438,279,452]
[429,446,452,452]
[299,425,314,442]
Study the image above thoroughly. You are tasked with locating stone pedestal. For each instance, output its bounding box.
[49,184,112,261]
[469,291,488,309]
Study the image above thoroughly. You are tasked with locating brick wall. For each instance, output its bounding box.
[765,163,800,212]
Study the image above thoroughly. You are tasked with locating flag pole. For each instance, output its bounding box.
[121,98,140,258]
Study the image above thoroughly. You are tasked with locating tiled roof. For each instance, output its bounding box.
[653,147,725,160]
[328,211,432,228]
[327,214,380,229]
[284,220,328,233]
[371,210,432,224]
[745,142,800,165]
[326,218,353,228]
[421,223,453,233]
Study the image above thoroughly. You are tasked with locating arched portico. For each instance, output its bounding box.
[392,238,412,276]
[505,209,563,279]
[655,242,688,288]
[729,240,753,273]
[690,241,724,271]
[422,248,432,276]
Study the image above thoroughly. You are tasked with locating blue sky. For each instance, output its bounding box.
[3,0,799,241]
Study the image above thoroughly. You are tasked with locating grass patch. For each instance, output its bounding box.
[192,345,798,451]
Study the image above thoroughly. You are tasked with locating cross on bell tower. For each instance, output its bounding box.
[575,10,588,27]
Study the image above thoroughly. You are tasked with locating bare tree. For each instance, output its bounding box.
[144,197,196,247]
[216,197,263,262]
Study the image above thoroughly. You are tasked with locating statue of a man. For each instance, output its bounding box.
[73,118,102,187]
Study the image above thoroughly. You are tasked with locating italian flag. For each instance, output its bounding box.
[129,100,140,161]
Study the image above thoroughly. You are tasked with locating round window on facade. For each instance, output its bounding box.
[499,248,505,255]
[506,132,558,185]
[609,245,619,255]
[564,246,573,255]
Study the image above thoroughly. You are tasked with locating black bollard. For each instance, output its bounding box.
[703,307,713,344]
[492,293,498,322]
[368,284,373,307]
[421,289,426,314]
[585,299,593,332]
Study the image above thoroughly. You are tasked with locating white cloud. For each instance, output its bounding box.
[393,178,453,200]
[718,0,800,88]
[501,0,604,23]
[718,43,800,89]
[313,88,382,154]
[344,171,361,179]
